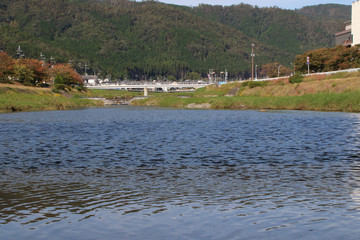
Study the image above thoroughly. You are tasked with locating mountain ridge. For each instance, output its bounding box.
[0,0,351,80]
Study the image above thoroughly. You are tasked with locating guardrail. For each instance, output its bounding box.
[253,68,360,82]
[85,81,209,86]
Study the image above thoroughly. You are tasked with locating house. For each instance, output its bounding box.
[82,75,98,86]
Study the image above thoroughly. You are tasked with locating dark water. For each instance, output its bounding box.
[1,107,360,239]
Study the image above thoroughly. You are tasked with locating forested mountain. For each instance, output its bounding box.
[296,4,351,38]
[0,0,351,80]
[194,4,351,55]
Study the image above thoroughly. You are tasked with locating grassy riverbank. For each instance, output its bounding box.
[2,71,360,113]
[132,72,360,112]
[0,84,100,112]
[0,83,145,113]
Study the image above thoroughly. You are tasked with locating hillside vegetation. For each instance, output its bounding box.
[0,0,351,80]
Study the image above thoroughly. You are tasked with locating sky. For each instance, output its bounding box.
[147,0,355,9]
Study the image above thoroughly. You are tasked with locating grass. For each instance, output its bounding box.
[3,70,360,113]
[0,92,103,112]
[75,89,143,99]
[132,72,360,112]
[0,84,103,113]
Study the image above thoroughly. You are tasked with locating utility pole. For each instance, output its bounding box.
[255,65,258,80]
[16,46,24,59]
[85,63,88,76]
[251,43,255,80]
[307,56,310,74]
[40,52,45,66]
[209,69,214,84]
[277,65,281,77]
[50,56,55,66]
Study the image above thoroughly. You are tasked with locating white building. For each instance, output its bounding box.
[352,0,360,46]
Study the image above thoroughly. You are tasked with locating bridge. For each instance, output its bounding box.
[86,81,210,96]
[86,67,360,96]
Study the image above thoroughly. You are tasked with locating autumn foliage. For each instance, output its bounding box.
[49,64,83,86]
[14,59,48,86]
[294,45,360,74]
[259,62,291,78]
[0,51,82,87]
[0,52,15,83]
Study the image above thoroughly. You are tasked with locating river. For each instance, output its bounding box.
[1,107,360,239]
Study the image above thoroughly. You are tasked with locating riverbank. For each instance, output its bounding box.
[0,83,148,113]
[132,72,360,112]
[2,71,360,113]
[0,83,102,113]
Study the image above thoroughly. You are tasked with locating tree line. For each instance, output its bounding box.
[294,45,360,74]
[0,51,83,88]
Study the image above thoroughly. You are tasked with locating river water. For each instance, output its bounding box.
[1,107,360,239]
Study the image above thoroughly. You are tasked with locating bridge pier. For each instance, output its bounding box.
[144,87,148,96]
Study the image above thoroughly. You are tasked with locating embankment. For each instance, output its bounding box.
[2,71,360,113]
[0,83,103,113]
[132,72,360,112]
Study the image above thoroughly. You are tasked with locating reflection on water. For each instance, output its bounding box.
[1,108,360,239]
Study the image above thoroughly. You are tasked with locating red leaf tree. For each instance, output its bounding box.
[49,64,83,86]
[14,58,49,86]
[0,51,15,83]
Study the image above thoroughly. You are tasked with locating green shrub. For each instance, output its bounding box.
[75,86,87,92]
[289,73,303,84]
[328,72,346,80]
[40,83,50,88]
[54,75,64,84]
[242,81,267,88]
[52,88,61,94]
[54,83,66,90]
[0,78,13,84]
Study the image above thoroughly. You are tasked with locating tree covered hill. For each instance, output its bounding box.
[193,3,350,55]
[0,0,351,80]
[296,4,351,39]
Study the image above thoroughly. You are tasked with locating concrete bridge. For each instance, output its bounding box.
[86,81,210,96]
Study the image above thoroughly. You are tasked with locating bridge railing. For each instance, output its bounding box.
[85,80,210,87]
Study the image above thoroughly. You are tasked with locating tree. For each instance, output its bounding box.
[49,64,83,86]
[294,45,360,73]
[13,63,34,85]
[13,58,48,86]
[0,51,15,83]
[21,59,48,85]
[187,71,201,80]
[260,62,291,78]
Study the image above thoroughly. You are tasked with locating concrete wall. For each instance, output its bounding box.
[335,31,352,46]
[352,1,360,45]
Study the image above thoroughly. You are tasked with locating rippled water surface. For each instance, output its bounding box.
[1,107,360,239]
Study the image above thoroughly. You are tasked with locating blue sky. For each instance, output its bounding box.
[147,0,354,9]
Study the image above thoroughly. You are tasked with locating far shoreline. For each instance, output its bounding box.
[2,71,360,114]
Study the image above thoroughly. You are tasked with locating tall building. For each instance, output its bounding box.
[352,0,360,45]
